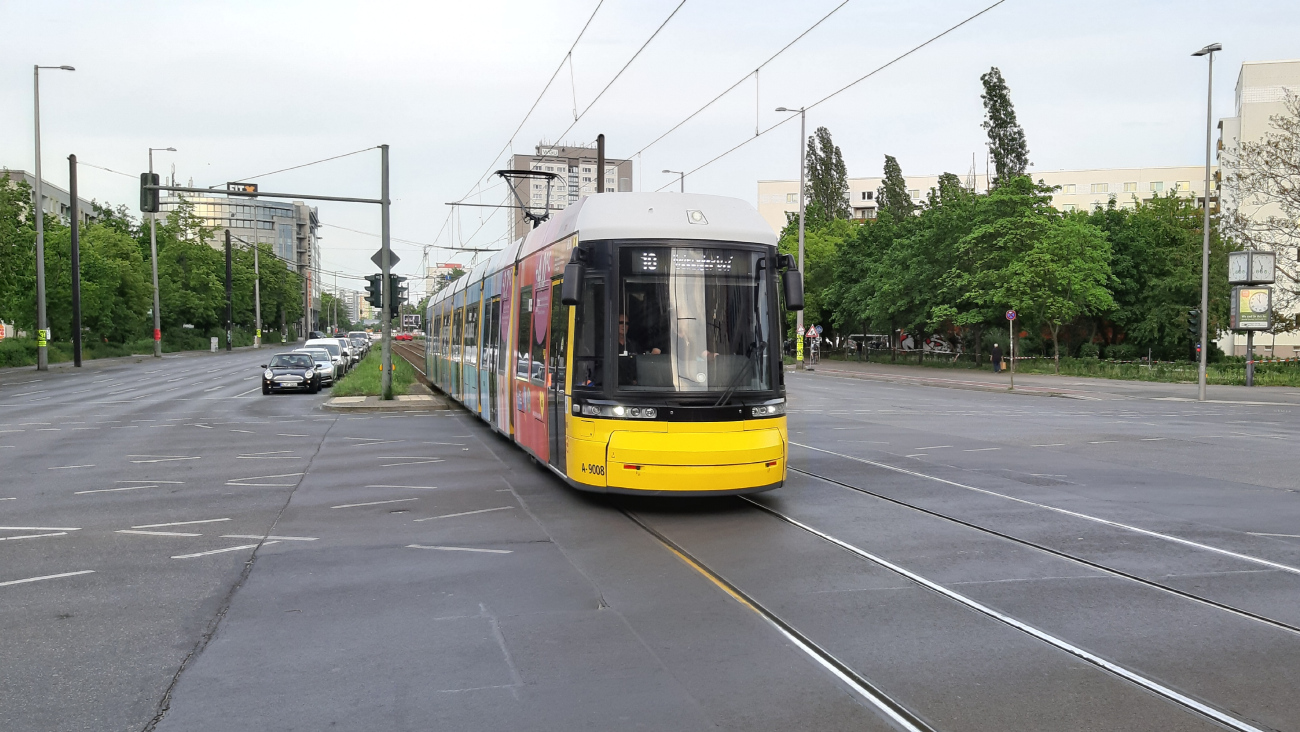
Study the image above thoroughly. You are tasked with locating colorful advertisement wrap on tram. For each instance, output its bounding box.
[426,193,794,496]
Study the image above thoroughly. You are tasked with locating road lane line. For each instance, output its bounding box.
[225,472,304,486]
[127,456,201,463]
[366,484,438,490]
[332,498,419,509]
[380,459,443,467]
[407,544,511,554]
[172,542,277,559]
[792,442,1300,576]
[132,518,231,529]
[116,480,183,484]
[117,530,202,537]
[915,446,951,450]
[413,506,513,522]
[962,447,1000,452]
[0,526,81,531]
[0,532,67,541]
[1030,443,1065,447]
[76,486,158,494]
[0,570,95,587]
[49,464,94,470]
[1250,532,1300,538]
[221,534,318,541]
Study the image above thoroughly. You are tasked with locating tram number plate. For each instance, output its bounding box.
[581,463,606,476]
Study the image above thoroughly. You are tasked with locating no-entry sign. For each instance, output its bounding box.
[1006,310,1016,321]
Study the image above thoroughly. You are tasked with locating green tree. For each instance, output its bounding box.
[805,126,850,221]
[980,67,1030,186]
[994,214,1115,372]
[320,291,355,333]
[0,172,38,331]
[779,216,852,340]
[876,155,915,220]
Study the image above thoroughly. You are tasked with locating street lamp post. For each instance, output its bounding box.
[148,147,176,358]
[1192,42,1221,402]
[776,106,807,370]
[661,169,685,193]
[32,64,74,371]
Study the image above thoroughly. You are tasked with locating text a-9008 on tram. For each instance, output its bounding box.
[426,192,804,496]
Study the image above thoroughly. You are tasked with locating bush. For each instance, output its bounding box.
[1106,343,1137,360]
[1078,342,1100,359]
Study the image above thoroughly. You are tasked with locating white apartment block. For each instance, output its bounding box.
[509,144,633,241]
[757,166,1216,234]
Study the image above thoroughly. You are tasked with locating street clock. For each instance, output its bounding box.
[1231,286,1272,330]
[1228,250,1276,284]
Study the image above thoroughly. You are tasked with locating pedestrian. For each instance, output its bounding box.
[991,342,1003,373]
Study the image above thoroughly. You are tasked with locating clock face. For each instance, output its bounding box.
[1228,252,1249,282]
[1251,252,1275,282]
[1248,291,1269,313]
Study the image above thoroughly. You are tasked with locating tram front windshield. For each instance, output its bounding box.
[617,245,771,393]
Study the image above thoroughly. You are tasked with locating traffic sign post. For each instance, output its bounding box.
[1006,310,1016,391]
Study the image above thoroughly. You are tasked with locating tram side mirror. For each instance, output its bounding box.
[561,261,586,306]
[782,269,804,311]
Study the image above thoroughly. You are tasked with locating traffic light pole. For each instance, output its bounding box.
[225,229,233,352]
[380,144,394,400]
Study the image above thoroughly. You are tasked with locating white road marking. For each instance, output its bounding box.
[1031,443,1066,447]
[963,447,1000,452]
[232,388,261,397]
[414,506,513,522]
[407,544,512,554]
[0,570,95,587]
[76,485,158,494]
[117,480,184,484]
[915,445,952,450]
[0,532,67,541]
[172,542,277,559]
[132,518,231,529]
[116,529,202,537]
[1087,440,1118,444]
[905,454,928,458]
[331,498,420,509]
[191,424,213,429]
[0,526,81,531]
[1140,437,1167,441]
[380,458,444,467]
[276,433,309,437]
[366,484,438,490]
[226,472,304,487]
[230,429,255,433]
[1250,532,1300,538]
[793,442,1300,577]
[48,464,94,470]
[128,455,201,463]
[350,439,404,446]
[221,534,318,541]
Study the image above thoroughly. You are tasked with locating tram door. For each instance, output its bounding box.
[546,279,567,470]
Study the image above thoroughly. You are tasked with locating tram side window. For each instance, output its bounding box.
[429,311,440,356]
[441,314,450,357]
[516,286,532,380]
[530,286,548,386]
[573,278,605,388]
[464,303,479,366]
[482,299,499,373]
[452,308,463,361]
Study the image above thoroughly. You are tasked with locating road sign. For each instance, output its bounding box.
[1006,310,1016,321]
[814,325,823,335]
[806,326,817,337]
[371,249,400,268]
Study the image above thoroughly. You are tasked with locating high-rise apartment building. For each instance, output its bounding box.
[2,168,98,227]
[508,143,633,241]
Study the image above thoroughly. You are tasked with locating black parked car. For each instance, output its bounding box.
[261,353,322,394]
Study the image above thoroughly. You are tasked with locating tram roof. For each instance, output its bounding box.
[437,192,775,301]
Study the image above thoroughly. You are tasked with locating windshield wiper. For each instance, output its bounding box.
[712,343,761,407]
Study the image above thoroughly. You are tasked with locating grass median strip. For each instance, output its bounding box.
[331,350,417,397]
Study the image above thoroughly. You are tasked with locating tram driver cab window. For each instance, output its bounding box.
[573,278,606,388]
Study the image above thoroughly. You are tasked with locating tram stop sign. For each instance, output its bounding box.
[1006,310,1017,321]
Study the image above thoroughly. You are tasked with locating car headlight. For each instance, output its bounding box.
[577,403,657,419]
[264,370,274,379]
[751,401,786,417]
[305,371,316,379]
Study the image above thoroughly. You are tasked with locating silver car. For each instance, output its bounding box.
[293,347,339,385]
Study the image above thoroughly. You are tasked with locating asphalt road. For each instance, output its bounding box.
[1,350,1297,731]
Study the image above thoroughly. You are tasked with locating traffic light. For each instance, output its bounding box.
[1187,309,1201,336]
[364,274,383,308]
[139,172,160,213]
[388,274,407,320]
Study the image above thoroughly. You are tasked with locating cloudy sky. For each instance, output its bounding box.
[3,0,1297,297]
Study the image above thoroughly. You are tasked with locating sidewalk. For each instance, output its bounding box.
[0,343,275,377]
[797,358,1300,405]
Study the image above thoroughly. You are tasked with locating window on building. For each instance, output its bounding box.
[1150,181,1164,192]
[1091,183,1109,194]
[1062,203,1077,212]
[909,190,920,199]
[1062,184,1076,194]
[786,193,797,204]
[1176,181,1191,192]
[1124,182,1137,192]
[582,176,591,183]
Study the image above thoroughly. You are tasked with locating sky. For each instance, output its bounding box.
[3,0,1298,298]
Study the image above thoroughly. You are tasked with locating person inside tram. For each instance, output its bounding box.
[617,314,660,356]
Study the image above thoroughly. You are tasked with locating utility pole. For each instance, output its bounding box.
[225,229,233,352]
[1193,42,1221,402]
[147,146,175,357]
[380,144,394,399]
[596,134,605,194]
[253,241,261,348]
[32,64,74,370]
[69,154,82,367]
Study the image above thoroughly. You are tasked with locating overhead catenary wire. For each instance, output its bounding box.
[653,0,1009,191]
[227,146,379,184]
[629,0,852,160]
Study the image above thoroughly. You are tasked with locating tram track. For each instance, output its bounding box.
[618,492,1279,732]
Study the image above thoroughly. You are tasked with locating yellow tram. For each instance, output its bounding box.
[426,192,803,495]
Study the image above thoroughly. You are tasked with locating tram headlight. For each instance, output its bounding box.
[751,401,785,417]
[579,403,658,419]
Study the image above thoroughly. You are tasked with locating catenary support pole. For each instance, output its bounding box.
[253,242,261,348]
[149,151,162,358]
[69,154,82,367]
[380,144,393,399]
[796,108,806,371]
[596,134,605,194]
[1196,44,1219,401]
[1009,317,1015,391]
[225,229,233,352]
